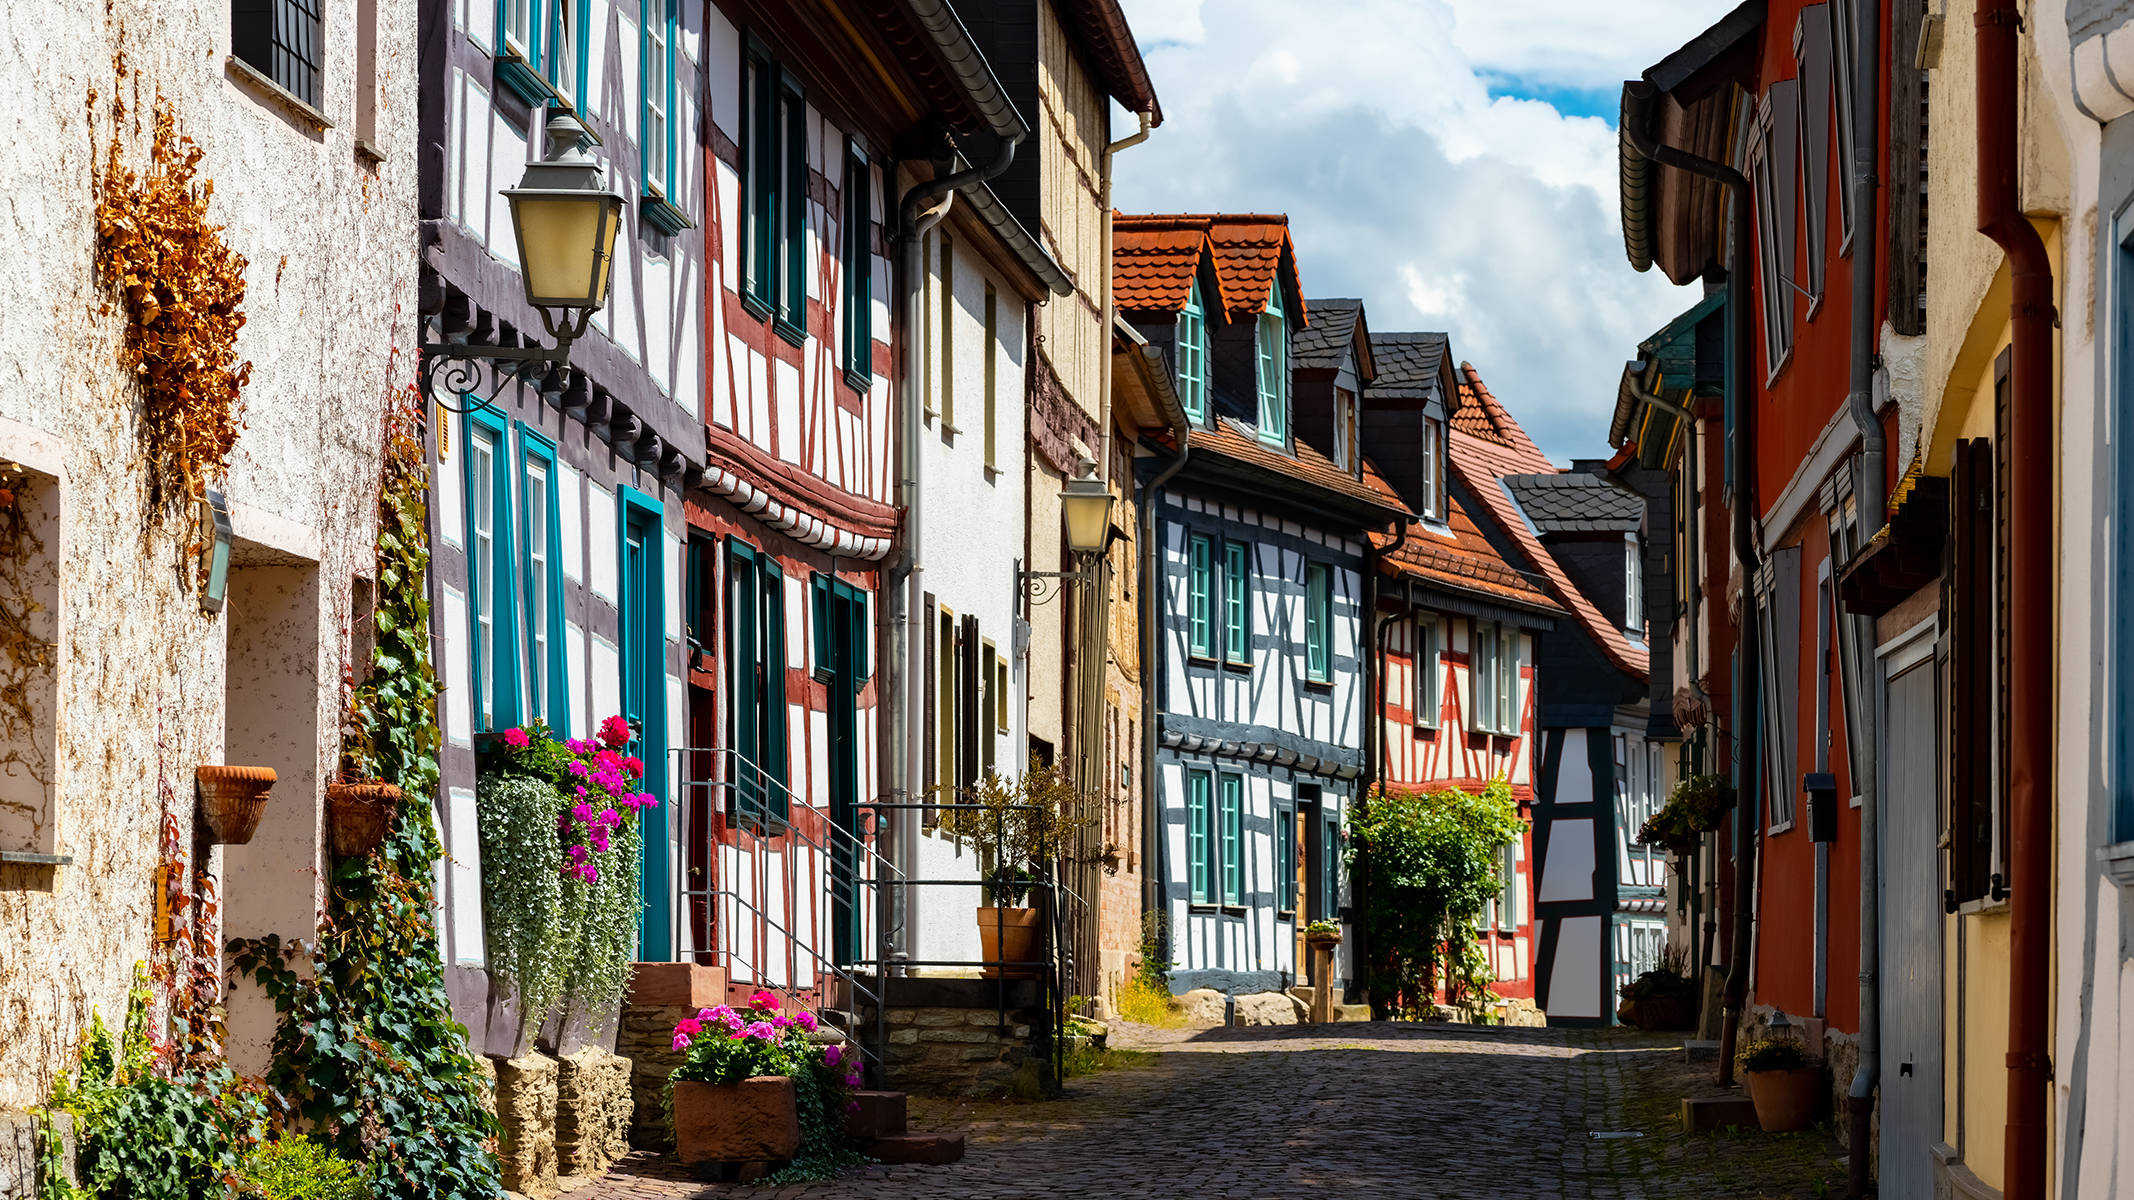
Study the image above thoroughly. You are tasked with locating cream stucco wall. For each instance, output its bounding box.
[0,0,416,1110]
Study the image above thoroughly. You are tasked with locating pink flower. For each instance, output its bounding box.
[772,1015,792,1029]
[596,748,623,769]
[671,1032,691,1051]
[598,808,621,827]
[844,1071,863,1088]
[744,1021,776,1040]
[567,738,595,755]
[846,1100,861,1114]
[573,802,596,823]
[824,1045,843,1067]
[724,1015,745,1033]
[794,1011,819,1033]
[502,727,531,749]
[749,989,779,1011]
[568,760,590,779]
[623,756,645,776]
[674,1017,703,1040]
[599,715,631,747]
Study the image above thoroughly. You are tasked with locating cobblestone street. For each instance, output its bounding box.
[580,1022,1846,1200]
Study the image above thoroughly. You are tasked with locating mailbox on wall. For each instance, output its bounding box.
[1803,772,1839,843]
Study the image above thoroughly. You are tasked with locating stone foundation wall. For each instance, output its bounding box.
[0,1110,71,1200]
[556,1047,634,1176]
[867,978,1052,1099]
[490,1045,634,1199]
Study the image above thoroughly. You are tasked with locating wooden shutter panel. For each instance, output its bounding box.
[960,614,981,790]
[1946,436,1994,906]
[922,591,937,824]
[761,558,788,817]
[1794,5,1833,301]
[1992,351,2013,897]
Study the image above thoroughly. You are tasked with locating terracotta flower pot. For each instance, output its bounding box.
[327,782,401,858]
[1628,992,1696,1032]
[671,1076,800,1165]
[977,906,1043,979]
[1305,931,1343,948]
[1745,1065,1822,1132]
[195,765,277,846]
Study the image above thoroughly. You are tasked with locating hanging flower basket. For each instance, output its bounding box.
[195,765,276,845]
[328,781,401,858]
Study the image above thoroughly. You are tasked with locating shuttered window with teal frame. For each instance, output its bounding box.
[1275,807,1296,914]
[739,37,777,318]
[841,141,874,390]
[1176,278,1207,423]
[1219,773,1244,905]
[1255,279,1288,447]
[1187,768,1213,904]
[810,573,869,683]
[1305,562,1331,682]
[728,539,789,822]
[638,0,690,234]
[517,426,569,734]
[1223,540,1250,665]
[494,0,589,111]
[1187,533,1214,659]
[464,407,518,732]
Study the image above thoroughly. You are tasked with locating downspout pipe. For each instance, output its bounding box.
[1138,427,1190,946]
[1623,86,1764,1088]
[886,133,1024,966]
[1356,519,1414,1011]
[1098,111,1155,464]
[1844,0,1884,1193]
[1977,2,2057,1195]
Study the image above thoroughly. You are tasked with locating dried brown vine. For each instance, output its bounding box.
[94,90,251,512]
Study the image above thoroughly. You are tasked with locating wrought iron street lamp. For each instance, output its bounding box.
[422,113,625,415]
[1018,468,1118,605]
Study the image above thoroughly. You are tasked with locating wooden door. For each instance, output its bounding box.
[1880,655,1943,1195]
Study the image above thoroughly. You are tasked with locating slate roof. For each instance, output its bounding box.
[1444,366,1649,680]
[1112,213,1306,323]
[1373,494,1562,615]
[1364,333,1449,402]
[1294,298,1362,371]
[1503,472,1644,533]
[1161,418,1411,520]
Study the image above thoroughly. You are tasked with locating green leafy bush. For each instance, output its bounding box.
[1347,780,1526,1020]
[236,1137,371,1200]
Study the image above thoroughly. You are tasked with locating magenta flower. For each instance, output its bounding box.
[744,1021,776,1040]
[749,989,779,1011]
[824,1045,843,1067]
[599,715,631,747]
[502,727,531,749]
[674,1016,703,1039]
[568,760,590,778]
[794,1010,819,1033]
[844,1071,863,1088]
[623,756,645,776]
[846,1100,861,1113]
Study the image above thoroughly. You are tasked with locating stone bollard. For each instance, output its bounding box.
[556,1046,635,1178]
[492,1052,561,1200]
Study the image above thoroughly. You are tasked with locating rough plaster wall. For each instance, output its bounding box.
[0,0,417,1109]
[1035,0,1109,420]
[1880,324,1928,476]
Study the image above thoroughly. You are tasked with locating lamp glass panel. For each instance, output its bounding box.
[1061,487,1113,555]
[513,193,606,306]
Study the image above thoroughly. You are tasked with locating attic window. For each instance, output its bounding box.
[1421,416,1446,522]
[1332,386,1356,474]
[1255,281,1288,448]
[1177,278,1208,424]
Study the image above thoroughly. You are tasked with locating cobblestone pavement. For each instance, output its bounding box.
[578,1022,1846,1199]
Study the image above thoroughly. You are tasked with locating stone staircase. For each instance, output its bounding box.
[843,1089,965,1164]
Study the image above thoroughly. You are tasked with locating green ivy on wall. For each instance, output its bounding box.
[231,388,500,1200]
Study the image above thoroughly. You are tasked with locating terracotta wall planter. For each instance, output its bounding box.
[327,782,401,857]
[1744,1065,1822,1132]
[976,907,1042,980]
[195,765,277,845]
[671,1077,800,1165]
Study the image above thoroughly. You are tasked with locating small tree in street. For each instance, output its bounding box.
[1348,780,1526,1020]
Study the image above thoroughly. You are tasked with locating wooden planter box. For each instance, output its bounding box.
[1745,1065,1821,1132]
[671,1077,800,1166]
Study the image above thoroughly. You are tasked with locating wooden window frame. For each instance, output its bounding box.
[982,282,999,470]
[463,407,519,733]
[840,141,873,391]
[1413,613,1440,730]
[1219,772,1245,907]
[727,539,789,823]
[1222,539,1251,667]
[517,425,569,734]
[1187,533,1215,661]
[1177,279,1207,424]
[1187,767,1213,904]
[1275,804,1296,916]
[1256,281,1288,448]
[236,0,325,111]
[1304,561,1331,684]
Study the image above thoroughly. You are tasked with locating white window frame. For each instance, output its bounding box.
[1626,532,1644,634]
[1413,613,1440,729]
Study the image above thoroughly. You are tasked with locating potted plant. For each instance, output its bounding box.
[1302,918,1342,947]
[1617,957,1698,1031]
[1638,774,1734,856]
[667,990,855,1176]
[1738,1032,1821,1132]
[195,765,276,845]
[326,672,399,858]
[936,759,1093,980]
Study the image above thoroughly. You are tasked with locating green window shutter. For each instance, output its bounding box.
[780,78,807,331]
[1188,535,1213,658]
[1258,282,1287,446]
[842,143,872,383]
[742,46,775,309]
[761,557,788,817]
[810,574,831,677]
[1305,563,1329,681]
[1188,769,1211,903]
[1220,774,1243,905]
[1223,541,1249,664]
[727,541,761,821]
[1275,810,1293,912]
[1177,280,1205,423]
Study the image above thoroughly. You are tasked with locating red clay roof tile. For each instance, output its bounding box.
[1372,495,1563,614]
[1112,213,1306,324]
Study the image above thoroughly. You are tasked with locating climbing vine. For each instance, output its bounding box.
[230,388,500,1200]
[91,63,251,516]
[1346,780,1526,1021]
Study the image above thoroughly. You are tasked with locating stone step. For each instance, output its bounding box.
[844,1090,907,1140]
[863,1131,965,1165]
[1681,1094,1761,1132]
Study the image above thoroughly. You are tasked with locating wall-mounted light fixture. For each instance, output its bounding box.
[1017,468,1119,606]
[199,489,233,613]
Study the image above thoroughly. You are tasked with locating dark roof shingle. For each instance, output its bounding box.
[1364,333,1449,402]
[1293,298,1362,370]
[1504,472,1644,532]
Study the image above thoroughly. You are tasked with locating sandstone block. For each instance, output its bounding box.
[843,1091,906,1141]
[493,1052,560,1200]
[1178,988,1227,1027]
[916,1027,991,1044]
[555,1047,634,1177]
[912,1009,967,1027]
[626,963,726,1008]
[1233,991,1301,1026]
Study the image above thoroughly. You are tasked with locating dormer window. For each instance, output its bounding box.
[1332,386,1355,473]
[1177,278,1208,424]
[1255,281,1288,447]
[1625,532,1644,633]
[1420,415,1446,521]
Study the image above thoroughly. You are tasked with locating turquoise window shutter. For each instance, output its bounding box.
[1220,774,1243,905]
[1188,534,1213,658]
[1305,563,1330,682]
[1188,769,1211,903]
[1223,541,1249,665]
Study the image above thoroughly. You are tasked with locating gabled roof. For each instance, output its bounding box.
[1160,417,1411,523]
[1451,362,1553,470]
[1504,472,1644,533]
[1444,366,1649,680]
[1374,494,1563,617]
[1113,213,1307,324]
[1295,299,1373,379]
[1363,332,1449,402]
[1053,0,1163,123]
[1112,219,1212,314]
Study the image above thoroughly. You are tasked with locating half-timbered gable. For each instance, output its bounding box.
[419,0,708,1050]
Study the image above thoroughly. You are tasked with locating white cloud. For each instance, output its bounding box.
[1112,0,1738,462]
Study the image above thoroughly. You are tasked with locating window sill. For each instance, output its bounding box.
[1955,894,2010,917]
[773,317,808,348]
[1187,654,1220,668]
[2099,841,2134,888]
[983,464,1002,483]
[1221,659,1253,674]
[842,366,873,396]
[1220,904,1249,916]
[354,138,386,166]
[225,56,330,132]
[1277,909,1296,921]
[1413,721,1438,734]
[1303,678,1333,693]
[641,192,694,236]
[494,51,564,109]
[1766,819,1796,837]
[0,851,72,867]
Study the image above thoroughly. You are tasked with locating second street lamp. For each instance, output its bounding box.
[1019,469,1119,606]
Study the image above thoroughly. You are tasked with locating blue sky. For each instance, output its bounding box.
[1111,0,1741,464]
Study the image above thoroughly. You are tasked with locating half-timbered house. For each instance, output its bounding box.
[1446,363,1663,1026]
[418,0,706,1051]
[1116,215,1409,1001]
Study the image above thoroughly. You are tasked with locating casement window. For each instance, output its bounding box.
[1223,541,1251,666]
[518,429,568,732]
[740,39,807,340]
[491,0,586,110]
[1219,773,1245,906]
[1950,426,2005,899]
[1187,534,1215,659]
[1751,84,1801,380]
[1497,841,1522,932]
[1304,563,1333,683]
[1176,279,1208,424]
[936,607,957,802]
[1413,613,1440,728]
[983,283,999,470]
[234,0,323,109]
[993,653,1009,735]
[1255,281,1288,447]
[939,234,956,428]
[1320,814,1341,919]
[1420,416,1446,522]
[972,629,994,781]
[1617,732,1639,843]
[1755,547,1804,832]
[728,540,789,821]
[686,533,716,671]
[1794,6,1833,309]
[1275,807,1297,915]
[1470,621,1519,735]
[841,144,873,390]
[464,411,518,732]
[1332,386,1356,474]
[1625,533,1644,633]
[1831,0,1859,245]
[639,0,689,234]
[1187,768,1214,903]
[808,573,868,683]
